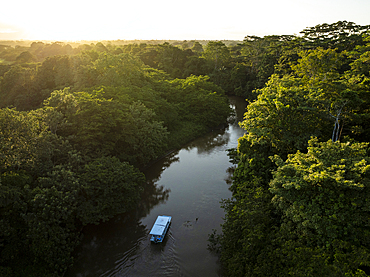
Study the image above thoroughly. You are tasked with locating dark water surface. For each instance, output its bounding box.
[66,96,246,277]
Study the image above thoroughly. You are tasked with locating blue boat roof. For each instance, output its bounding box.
[149,215,171,235]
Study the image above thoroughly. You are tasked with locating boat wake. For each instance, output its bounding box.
[101,229,181,277]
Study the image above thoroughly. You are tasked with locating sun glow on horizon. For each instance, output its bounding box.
[1,0,370,41]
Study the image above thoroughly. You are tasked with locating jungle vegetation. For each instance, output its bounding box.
[211,21,370,276]
[0,37,231,276]
[0,20,370,276]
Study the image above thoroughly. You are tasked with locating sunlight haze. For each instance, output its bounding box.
[1,0,370,41]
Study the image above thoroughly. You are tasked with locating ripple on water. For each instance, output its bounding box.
[101,230,182,277]
[67,96,247,277]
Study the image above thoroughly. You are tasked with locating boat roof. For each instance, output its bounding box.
[149,216,171,235]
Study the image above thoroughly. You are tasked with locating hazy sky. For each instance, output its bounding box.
[1,0,370,41]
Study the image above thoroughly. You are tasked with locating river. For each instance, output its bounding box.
[65,96,246,277]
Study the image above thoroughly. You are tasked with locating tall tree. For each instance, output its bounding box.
[300,21,370,52]
[202,41,231,70]
[239,74,331,156]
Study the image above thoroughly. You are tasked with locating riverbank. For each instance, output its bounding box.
[65,96,246,277]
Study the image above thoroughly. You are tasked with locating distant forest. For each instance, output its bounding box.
[1,20,370,276]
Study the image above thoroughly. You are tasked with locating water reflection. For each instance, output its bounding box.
[66,179,171,276]
[144,150,180,182]
[224,165,236,186]
[66,96,247,277]
[68,215,148,276]
[224,95,247,187]
[137,181,171,218]
[228,95,247,123]
[183,127,230,155]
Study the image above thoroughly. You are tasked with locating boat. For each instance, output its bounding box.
[149,215,171,243]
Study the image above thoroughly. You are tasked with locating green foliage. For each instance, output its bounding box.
[219,186,274,276]
[0,108,40,172]
[348,35,370,77]
[191,41,204,53]
[4,22,369,276]
[239,35,294,93]
[291,47,342,87]
[0,104,149,275]
[36,55,75,91]
[0,152,145,275]
[164,75,230,128]
[0,41,231,275]
[218,135,276,276]
[0,65,39,110]
[344,35,370,142]
[15,51,37,64]
[202,41,231,70]
[218,22,370,277]
[26,183,80,273]
[299,21,370,52]
[270,138,370,247]
[43,87,170,167]
[77,156,145,225]
[219,138,370,276]
[239,75,331,156]
[0,171,30,266]
[86,52,146,88]
[121,42,202,79]
[21,157,144,273]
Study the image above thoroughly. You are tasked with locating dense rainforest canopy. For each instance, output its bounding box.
[0,36,231,275]
[213,21,370,276]
[1,20,370,276]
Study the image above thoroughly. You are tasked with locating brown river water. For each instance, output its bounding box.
[65,96,246,277]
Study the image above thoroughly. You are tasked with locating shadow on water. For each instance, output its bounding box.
[137,180,171,219]
[228,95,248,123]
[66,141,185,276]
[184,95,247,156]
[66,96,247,277]
[223,95,247,187]
[143,150,180,182]
[183,127,230,155]
[66,179,171,276]
[66,140,182,277]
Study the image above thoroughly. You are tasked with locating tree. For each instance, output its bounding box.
[235,35,294,95]
[182,55,209,77]
[95,42,108,52]
[271,138,370,246]
[43,87,170,167]
[164,75,230,129]
[300,21,370,52]
[117,101,170,166]
[218,22,370,277]
[36,55,75,91]
[89,53,146,88]
[0,65,38,110]
[77,156,145,225]
[217,132,277,276]
[202,41,231,70]
[0,108,40,173]
[0,171,31,273]
[15,51,37,64]
[267,138,370,275]
[343,35,370,143]
[191,41,204,53]
[240,75,332,156]
[27,166,81,274]
[291,47,365,142]
[155,43,191,78]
